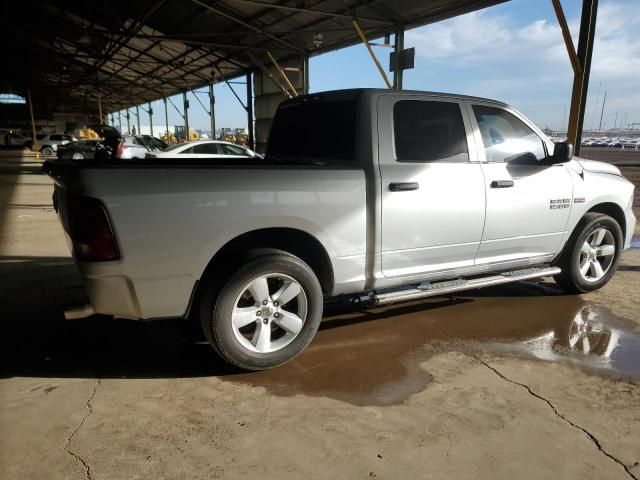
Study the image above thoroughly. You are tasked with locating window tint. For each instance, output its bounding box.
[50,134,62,141]
[472,105,546,163]
[267,99,356,163]
[393,100,469,162]
[221,144,247,156]
[192,143,220,154]
[179,146,194,154]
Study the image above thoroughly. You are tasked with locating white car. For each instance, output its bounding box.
[37,133,77,156]
[146,140,261,159]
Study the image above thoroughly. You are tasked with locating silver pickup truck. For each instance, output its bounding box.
[44,89,636,370]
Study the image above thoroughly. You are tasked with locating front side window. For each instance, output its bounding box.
[393,100,469,163]
[472,105,546,163]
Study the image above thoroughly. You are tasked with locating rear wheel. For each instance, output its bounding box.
[41,146,54,156]
[554,213,622,293]
[200,252,323,370]
[72,152,85,160]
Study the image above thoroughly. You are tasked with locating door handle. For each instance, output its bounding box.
[490,180,514,188]
[389,182,419,192]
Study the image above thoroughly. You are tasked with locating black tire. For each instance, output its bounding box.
[200,251,323,370]
[553,213,623,293]
[41,146,54,156]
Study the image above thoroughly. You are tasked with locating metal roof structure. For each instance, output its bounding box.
[1,0,507,114]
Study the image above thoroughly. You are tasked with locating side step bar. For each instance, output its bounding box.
[373,266,561,306]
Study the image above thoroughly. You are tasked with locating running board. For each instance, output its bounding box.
[373,266,561,306]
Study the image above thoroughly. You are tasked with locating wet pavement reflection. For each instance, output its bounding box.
[228,281,640,406]
[2,259,639,407]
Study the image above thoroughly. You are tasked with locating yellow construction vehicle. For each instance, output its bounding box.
[78,128,100,139]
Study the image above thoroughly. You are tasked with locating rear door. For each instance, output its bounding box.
[466,102,573,265]
[377,95,486,278]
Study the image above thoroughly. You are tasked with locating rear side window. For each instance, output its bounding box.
[192,143,220,154]
[472,105,546,162]
[393,100,469,162]
[267,99,356,163]
[50,134,62,141]
[221,144,247,155]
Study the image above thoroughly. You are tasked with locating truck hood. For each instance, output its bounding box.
[575,157,621,176]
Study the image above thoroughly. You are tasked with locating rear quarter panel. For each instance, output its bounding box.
[66,165,367,318]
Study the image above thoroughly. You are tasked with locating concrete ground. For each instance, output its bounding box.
[1,149,639,480]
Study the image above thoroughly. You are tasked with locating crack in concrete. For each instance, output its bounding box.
[64,379,101,480]
[477,358,638,480]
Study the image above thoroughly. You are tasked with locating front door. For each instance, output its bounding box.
[467,102,573,265]
[377,95,486,278]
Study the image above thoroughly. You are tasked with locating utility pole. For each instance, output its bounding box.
[613,111,618,130]
[598,91,606,131]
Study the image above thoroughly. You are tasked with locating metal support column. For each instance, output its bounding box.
[164,97,169,140]
[118,111,122,132]
[566,0,598,155]
[183,92,189,140]
[302,55,310,94]
[393,27,405,90]
[27,89,39,159]
[246,71,254,149]
[135,104,141,134]
[98,93,103,124]
[146,103,153,136]
[209,83,216,139]
[126,111,131,135]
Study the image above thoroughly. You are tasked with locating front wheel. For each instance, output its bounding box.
[41,146,54,156]
[554,213,623,293]
[200,252,323,370]
[72,152,85,160]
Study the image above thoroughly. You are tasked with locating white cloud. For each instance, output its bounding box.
[404,1,640,128]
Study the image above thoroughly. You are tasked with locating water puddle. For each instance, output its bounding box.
[226,281,640,406]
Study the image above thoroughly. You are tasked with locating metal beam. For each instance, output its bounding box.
[353,19,392,89]
[551,0,582,75]
[267,51,298,97]
[247,52,292,98]
[190,0,305,54]
[148,102,154,136]
[183,91,190,140]
[223,0,389,23]
[393,27,404,90]
[164,97,170,140]
[136,104,141,134]
[209,83,216,138]
[567,0,598,155]
[246,71,254,149]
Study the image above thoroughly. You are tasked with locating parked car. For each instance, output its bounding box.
[0,129,30,147]
[43,88,636,371]
[57,140,110,160]
[37,133,76,156]
[146,140,260,159]
[85,125,168,160]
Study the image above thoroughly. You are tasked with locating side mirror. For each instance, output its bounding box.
[552,142,574,163]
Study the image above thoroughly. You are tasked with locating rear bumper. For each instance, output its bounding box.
[79,269,196,320]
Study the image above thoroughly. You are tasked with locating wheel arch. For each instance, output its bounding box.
[199,227,335,296]
[586,202,626,242]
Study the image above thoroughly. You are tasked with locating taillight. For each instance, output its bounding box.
[68,196,120,261]
[116,143,126,157]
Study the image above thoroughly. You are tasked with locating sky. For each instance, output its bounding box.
[112,0,640,133]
